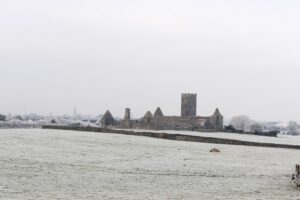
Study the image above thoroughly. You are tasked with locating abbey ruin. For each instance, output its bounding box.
[101,93,223,131]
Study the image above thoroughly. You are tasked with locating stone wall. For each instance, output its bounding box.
[152,116,206,130]
[42,126,291,149]
[209,108,223,130]
[119,114,218,131]
[101,110,116,126]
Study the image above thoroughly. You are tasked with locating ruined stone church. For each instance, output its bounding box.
[101,93,223,131]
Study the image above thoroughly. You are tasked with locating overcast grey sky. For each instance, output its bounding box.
[0,0,300,121]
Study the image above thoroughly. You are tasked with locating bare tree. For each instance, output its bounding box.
[14,115,23,121]
[0,114,6,121]
[229,115,250,130]
[287,121,298,135]
[250,123,263,132]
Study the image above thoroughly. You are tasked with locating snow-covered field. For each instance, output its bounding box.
[0,129,299,200]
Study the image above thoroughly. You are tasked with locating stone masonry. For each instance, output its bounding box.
[101,93,224,131]
[181,93,197,117]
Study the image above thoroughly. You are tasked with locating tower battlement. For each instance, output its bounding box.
[181,93,197,98]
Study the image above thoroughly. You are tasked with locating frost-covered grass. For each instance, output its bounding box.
[0,129,299,200]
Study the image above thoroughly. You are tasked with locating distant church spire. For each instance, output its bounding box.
[74,105,77,120]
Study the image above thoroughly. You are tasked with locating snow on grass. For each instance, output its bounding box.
[0,129,299,200]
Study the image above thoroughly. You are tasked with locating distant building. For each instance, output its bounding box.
[101,93,223,131]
